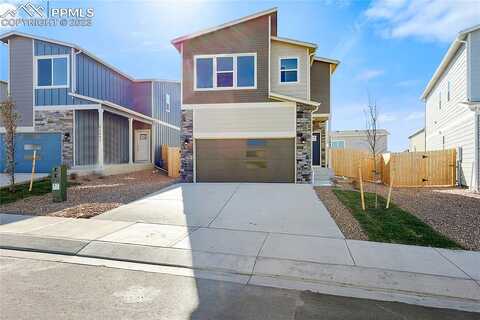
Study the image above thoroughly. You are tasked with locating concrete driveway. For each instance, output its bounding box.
[95,183,343,238]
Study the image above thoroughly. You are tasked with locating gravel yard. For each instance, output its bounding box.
[317,179,480,251]
[315,187,367,240]
[0,170,176,218]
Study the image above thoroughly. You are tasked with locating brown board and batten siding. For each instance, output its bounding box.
[310,60,330,114]
[9,36,34,127]
[182,14,272,104]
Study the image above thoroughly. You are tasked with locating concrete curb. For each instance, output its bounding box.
[1,232,479,313]
[0,233,89,255]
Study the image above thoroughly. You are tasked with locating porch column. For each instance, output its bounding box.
[98,108,104,168]
[151,125,155,164]
[325,119,330,168]
[129,118,133,164]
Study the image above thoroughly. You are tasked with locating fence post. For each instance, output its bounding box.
[358,166,365,211]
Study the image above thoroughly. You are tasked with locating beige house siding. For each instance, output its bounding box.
[182,15,271,105]
[330,132,388,153]
[270,40,309,100]
[409,130,425,152]
[193,103,296,139]
[310,60,330,114]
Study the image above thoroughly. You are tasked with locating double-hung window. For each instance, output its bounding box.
[194,53,256,90]
[36,55,69,89]
[280,57,299,83]
[165,94,171,112]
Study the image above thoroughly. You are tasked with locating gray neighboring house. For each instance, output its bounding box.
[171,7,339,183]
[330,129,389,153]
[0,31,180,174]
[0,80,7,102]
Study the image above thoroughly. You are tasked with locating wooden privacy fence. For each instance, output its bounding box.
[161,144,181,178]
[330,149,380,182]
[381,149,456,187]
[330,148,456,187]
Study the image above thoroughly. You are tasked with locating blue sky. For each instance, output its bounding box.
[1,0,479,151]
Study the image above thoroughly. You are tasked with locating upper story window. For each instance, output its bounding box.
[194,53,256,91]
[165,93,171,112]
[35,55,69,89]
[447,81,451,102]
[279,57,299,83]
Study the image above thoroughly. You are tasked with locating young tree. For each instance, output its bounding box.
[365,98,379,208]
[0,98,20,192]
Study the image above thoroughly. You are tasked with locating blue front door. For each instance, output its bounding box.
[313,133,321,166]
[0,133,62,173]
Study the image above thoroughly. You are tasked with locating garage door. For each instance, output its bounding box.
[196,138,295,183]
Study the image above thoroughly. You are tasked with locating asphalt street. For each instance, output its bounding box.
[0,256,478,320]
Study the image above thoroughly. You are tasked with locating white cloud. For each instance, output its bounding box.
[406,111,424,120]
[378,113,397,123]
[356,69,384,81]
[365,0,480,42]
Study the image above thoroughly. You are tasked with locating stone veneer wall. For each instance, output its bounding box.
[180,110,194,182]
[296,103,315,183]
[34,110,74,168]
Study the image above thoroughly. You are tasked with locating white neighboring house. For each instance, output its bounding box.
[421,25,480,191]
[408,128,425,152]
[330,129,389,153]
[0,80,7,102]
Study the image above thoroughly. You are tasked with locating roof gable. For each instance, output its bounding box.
[171,7,277,51]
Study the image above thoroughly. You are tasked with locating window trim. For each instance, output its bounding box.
[193,53,257,91]
[34,54,70,89]
[279,56,300,84]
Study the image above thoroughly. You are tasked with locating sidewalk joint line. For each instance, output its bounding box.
[344,239,357,266]
[206,184,241,227]
[247,232,270,285]
[434,248,477,282]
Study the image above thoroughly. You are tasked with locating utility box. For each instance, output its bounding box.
[51,165,67,202]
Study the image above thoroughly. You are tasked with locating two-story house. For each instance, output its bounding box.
[172,8,339,183]
[421,25,480,191]
[0,31,180,175]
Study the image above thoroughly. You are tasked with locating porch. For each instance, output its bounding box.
[72,106,154,175]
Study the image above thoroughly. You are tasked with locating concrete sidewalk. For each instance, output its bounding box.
[1,213,479,313]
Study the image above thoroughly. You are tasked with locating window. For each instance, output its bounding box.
[330,140,345,149]
[194,53,256,90]
[36,55,69,88]
[447,81,451,102]
[216,57,233,87]
[165,94,171,112]
[280,57,299,83]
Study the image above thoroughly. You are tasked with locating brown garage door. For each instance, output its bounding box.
[196,138,295,183]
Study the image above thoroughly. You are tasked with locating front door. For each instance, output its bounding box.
[135,130,150,162]
[313,132,321,166]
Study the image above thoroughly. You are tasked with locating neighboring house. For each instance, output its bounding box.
[420,25,480,191]
[0,80,7,102]
[0,31,180,174]
[408,128,425,152]
[171,8,339,183]
[329,130,389,154]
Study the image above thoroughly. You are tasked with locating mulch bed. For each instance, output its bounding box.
[0,170,177,219]
[317,178,480,251]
